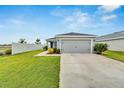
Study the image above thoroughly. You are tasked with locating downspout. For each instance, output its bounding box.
[90,38,93,54]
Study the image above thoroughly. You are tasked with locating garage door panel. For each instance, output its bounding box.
[61,40,91,53]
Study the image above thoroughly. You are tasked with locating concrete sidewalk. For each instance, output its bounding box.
[35,51,60,56]
[60,53,124,88]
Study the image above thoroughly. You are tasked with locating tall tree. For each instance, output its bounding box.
[18,38,27,44]
[35,38,41,44]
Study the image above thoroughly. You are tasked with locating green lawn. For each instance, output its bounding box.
[103,50,124,62]
[0,50,60,88]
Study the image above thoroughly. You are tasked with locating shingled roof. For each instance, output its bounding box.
[96,31,124,41]
[56,32,96,37]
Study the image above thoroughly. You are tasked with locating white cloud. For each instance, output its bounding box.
[98,5,121,13]
[51,8,68,17]
[64,11,89,23]
[51,8,92,31]
[101,15,117,21]
[8,19,27,25]
[61,10,92,30]
[51,7,121,32]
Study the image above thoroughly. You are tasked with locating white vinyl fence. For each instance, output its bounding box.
[12,43,42,55]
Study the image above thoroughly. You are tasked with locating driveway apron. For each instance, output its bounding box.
[60,53,124,88]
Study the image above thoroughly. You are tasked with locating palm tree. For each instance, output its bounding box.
[18,38,27,44]
[35,38,41,44]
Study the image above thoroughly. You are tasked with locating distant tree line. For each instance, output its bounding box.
[0,44,11,46]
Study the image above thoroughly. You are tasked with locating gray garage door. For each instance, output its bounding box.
[61,40,91,53]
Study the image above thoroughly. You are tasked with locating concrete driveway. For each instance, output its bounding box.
[60,54,124,88]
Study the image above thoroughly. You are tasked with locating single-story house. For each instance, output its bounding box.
[95,31,124,51]
[46,32,96,53]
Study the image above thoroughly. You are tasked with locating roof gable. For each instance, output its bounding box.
[96,30,124,41]
[56,32,96,37]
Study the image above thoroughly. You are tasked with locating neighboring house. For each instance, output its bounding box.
[96,31,124,51]
[46,32,96,53]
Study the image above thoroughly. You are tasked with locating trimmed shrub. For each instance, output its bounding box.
[48,48,60,54]
[48,48,54,54]
[0,52,4,56]
[56,49,60,54]
[53,48,57,53]
[94,43,108,54]
[43,46,48,51]
[53,48,60,54]
[5,49,12,55]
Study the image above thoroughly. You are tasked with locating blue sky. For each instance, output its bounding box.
[0,5,124,44]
